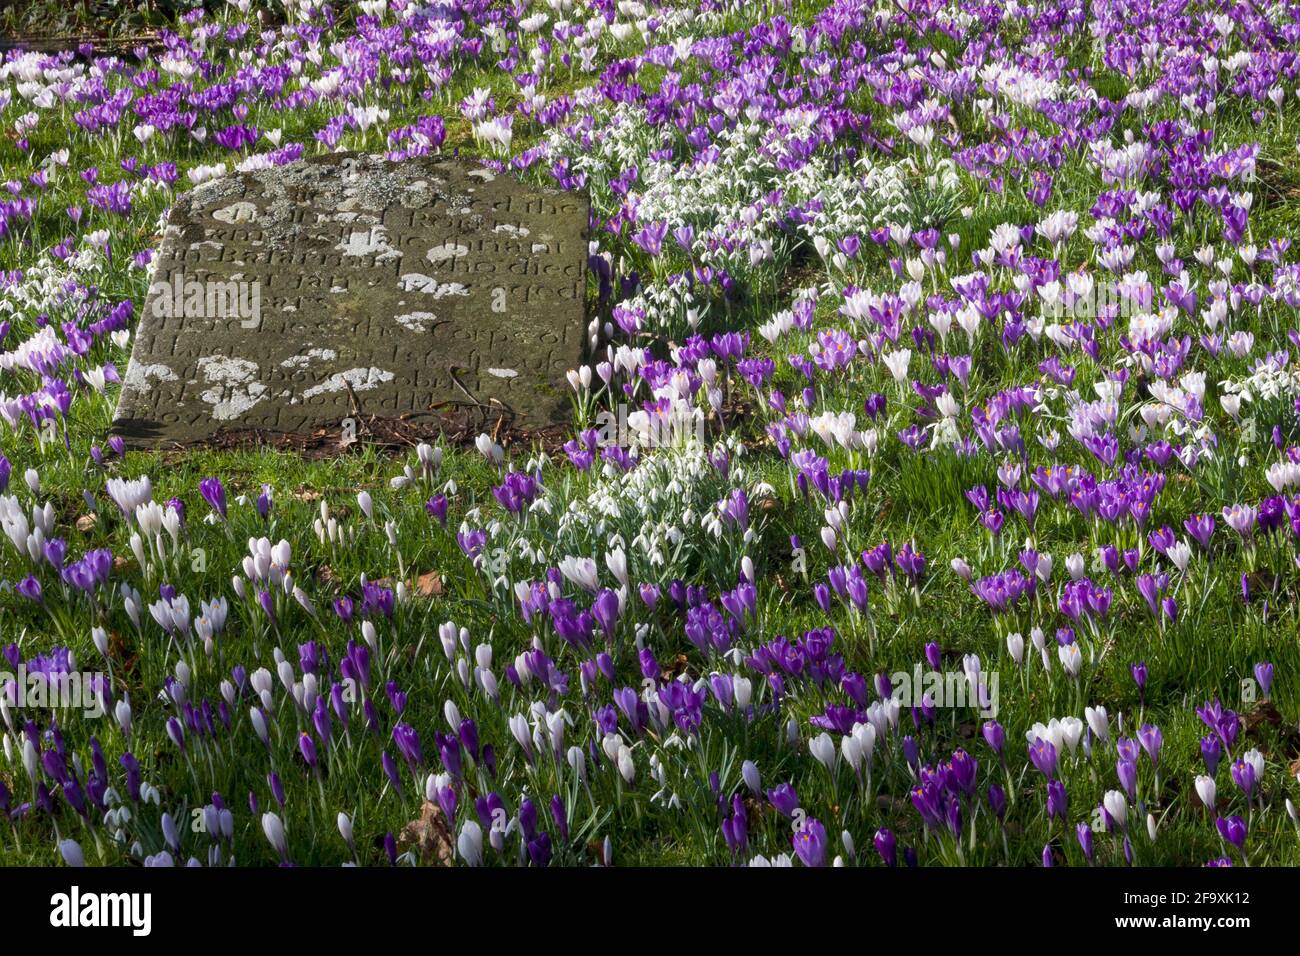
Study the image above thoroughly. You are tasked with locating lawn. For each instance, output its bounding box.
[1,0,1299,868]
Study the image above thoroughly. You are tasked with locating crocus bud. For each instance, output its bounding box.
[734,676,752,710]
[1103,790,1127,828]
[808,733,835,771]
[1006,632,1024,665]
[262,812,288,861]
[1195,775,1217,809]
[250,708,269,746]
[1083,705,1107,744]
[59,839,85,867]
[616,746,635,783]
[458,821,483,866]
[820,526,837,551]
[567,745,586,782]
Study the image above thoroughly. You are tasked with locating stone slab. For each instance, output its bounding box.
[112,152,588,446]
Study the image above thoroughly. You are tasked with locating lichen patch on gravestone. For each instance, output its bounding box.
[301,367,396,399]
[196,355,267,420]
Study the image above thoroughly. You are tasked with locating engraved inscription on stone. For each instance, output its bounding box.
[112,152,588,446]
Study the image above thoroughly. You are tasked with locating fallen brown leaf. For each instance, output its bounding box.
[415,571,444,597]
[398,800,455,866]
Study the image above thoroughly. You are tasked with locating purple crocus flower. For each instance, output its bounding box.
[982,720,1005,758]
[1216,815,1247,851]
[1200,734,1223,776]
[268,772,285,810]
[550,795,569,843]
[381,751,402,795]
[1131,661,1147,701]
[592,588,621,640]
[873,827,897,866]
[791,817,827,867]
[1137,724,1162,768]
[1077,822,1094,864]
[199,478,227,520]
[424,494,449,526]
[1028,737,1058,779]
[392,723,423,771]
[766,783,799,818]
[16,576,42,604]
[299,733,318,768]
[1254,662,1273,698]
[1184,513,1215,550]
[1047,779,1068,822]
[256,485,273,520]
[1230,759,1255,800]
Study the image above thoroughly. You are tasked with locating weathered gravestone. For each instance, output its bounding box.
[112,153,588,447]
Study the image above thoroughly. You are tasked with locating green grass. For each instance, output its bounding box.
[1,1,1299,867]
